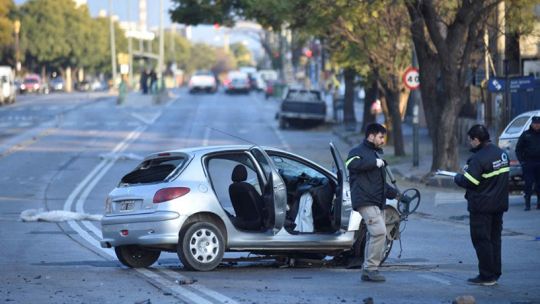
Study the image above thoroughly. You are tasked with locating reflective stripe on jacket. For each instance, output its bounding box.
[454,142,509,213]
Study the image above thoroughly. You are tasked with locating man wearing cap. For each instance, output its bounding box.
[516,116,540,211]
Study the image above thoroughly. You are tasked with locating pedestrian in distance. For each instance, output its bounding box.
[346,123,399,282]
[515,116,540,211]
[454,124,509,286]
[140,69,148,95]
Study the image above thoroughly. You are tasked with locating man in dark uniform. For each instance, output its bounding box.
[454,125,509,286]
[515,116,540,211]
[346,123,399,282]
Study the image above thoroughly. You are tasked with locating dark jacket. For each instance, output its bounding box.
[454,142,509,213]
[515,127,540,164]
[346,139,398,210]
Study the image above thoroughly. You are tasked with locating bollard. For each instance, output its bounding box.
[117,79,126,105]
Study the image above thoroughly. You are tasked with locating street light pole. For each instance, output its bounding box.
[128,0,134,88]
[158,0,165,87]
[109,0,117,88]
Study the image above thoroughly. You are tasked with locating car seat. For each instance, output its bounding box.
[228,164,265,231]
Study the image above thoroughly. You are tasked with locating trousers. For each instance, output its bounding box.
[358,205,386,271]
[523,162,540,198]
[469,212,504,280]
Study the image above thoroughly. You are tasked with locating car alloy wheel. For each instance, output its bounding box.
[178,221,224,271]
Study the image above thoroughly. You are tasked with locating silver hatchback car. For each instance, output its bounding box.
[101,143,401,271]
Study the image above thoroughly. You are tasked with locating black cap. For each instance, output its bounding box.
[532,116,540,124]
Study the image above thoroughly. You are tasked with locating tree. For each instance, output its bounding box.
[230,42,253,67]
[0,0,15,65]
[405,1,501,171]
[185,43,217,73]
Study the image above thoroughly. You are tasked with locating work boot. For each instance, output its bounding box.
[524,196,531,211]
[361,269,386,282]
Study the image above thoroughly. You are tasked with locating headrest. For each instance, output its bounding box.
[231,164,248,182]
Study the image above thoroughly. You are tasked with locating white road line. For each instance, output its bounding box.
[418,274,452,286]
[202,127,211,146]
[130,112,162,125]
[161,269,239,304]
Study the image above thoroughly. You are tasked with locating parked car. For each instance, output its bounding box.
[498,109,540,191]
[276,88,327,129]
[0,66,16,105]
[225,71,250,94]
[188,70,217,93]
[100,143,401,271]
[49,77,65,92]
[20,75,48,94]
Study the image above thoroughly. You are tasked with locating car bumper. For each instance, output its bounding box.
[100,211,187,248]
[280,112,326,121]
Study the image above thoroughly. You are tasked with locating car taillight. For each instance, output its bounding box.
[153,187,190,204]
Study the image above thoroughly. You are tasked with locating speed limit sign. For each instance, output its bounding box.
[403,67,420,90]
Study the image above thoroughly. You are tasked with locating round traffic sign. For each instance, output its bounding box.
[403,67,420,90]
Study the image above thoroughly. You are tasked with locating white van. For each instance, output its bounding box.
[0,66,16,105]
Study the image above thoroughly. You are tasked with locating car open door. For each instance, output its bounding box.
[250,147,287,233]
[329,142,352,230]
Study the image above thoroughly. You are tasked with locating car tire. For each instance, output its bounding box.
[279,117,288,129]
[114,245,161,268]
[177,221,225,271]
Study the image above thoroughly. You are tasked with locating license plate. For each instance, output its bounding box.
[119,200,136,211]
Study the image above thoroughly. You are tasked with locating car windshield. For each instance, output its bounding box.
[286,90,321,102]
[120,156,186,185]
[24,78,39,84]
[504,116,530,135]
[194,71,213,76]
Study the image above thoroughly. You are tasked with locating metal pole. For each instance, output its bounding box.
[128,0,133,88]
[412,45,419,167]
[504,60,511,126]
[158,0,165,85]
[109,0,117,88]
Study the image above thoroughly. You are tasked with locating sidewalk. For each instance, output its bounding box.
[332,120,470,189]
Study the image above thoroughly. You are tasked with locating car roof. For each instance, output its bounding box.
[500,109,540,139]
[146,145,290,158]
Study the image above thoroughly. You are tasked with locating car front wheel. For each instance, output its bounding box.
[115,245,161,268]
[177,221,225,271]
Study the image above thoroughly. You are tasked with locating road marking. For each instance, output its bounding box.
[63,121,234,304]
[202,127,211,146]
[434,192,466,206]
[418,274,452,285]
[130,111,161,125]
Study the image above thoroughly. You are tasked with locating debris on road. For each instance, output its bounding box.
[20,208,102,222]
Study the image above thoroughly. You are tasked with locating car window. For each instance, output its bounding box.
[286,90,321,102]
[270,155,327,181]
[120,156,186,185]
[206,155,262,211]
[504,116,530,135]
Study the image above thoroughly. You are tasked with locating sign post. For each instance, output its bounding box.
[403,66,420,166]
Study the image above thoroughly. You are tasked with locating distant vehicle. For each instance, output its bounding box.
[49,77,65,92]
[0,66,16,105]
[225,71,250,94]
[100,143,403,271]
[276,88,327,129]
[258,69,278,82]
[188,70,217,93]
[75,80,91,92]
[253,73,266,91]
[498,109,540,191]
[20,74,48,94]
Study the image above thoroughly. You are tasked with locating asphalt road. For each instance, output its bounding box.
[0,89,538,304]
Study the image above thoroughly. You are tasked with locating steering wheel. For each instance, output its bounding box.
[397,188,421,216]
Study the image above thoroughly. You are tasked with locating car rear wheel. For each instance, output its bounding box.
[114,245,161,268]
[177,221,225,271]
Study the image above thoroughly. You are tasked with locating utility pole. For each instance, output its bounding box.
[128,0,134,88]
[158,0,164,87]
[109,0,117,88]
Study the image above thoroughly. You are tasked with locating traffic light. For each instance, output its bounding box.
[304,49,313,58]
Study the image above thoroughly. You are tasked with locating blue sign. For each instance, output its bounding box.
[488,78,505,92]
[487,76,536,93]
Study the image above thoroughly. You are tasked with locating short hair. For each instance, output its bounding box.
[467,124,490,142]
[365,123,387,138]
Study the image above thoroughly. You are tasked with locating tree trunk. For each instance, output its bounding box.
[343,67,357,129]
[506,32,520,75]
[361,78,377,132]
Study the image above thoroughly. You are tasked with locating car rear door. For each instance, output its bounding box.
[250,147,287,232]
[329,142,352,230]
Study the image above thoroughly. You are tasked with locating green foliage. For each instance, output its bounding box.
[230,42,252,66]
[0,0,15,65]
[185,43,217,73]
[506,0,538,35]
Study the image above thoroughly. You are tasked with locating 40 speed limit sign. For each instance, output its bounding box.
[403,67,420,90]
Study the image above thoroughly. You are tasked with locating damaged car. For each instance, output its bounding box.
[100,143,401,271]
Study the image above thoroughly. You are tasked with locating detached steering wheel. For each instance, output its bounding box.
[397,188,421,216]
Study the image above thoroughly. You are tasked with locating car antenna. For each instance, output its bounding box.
[208,126,259,147]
